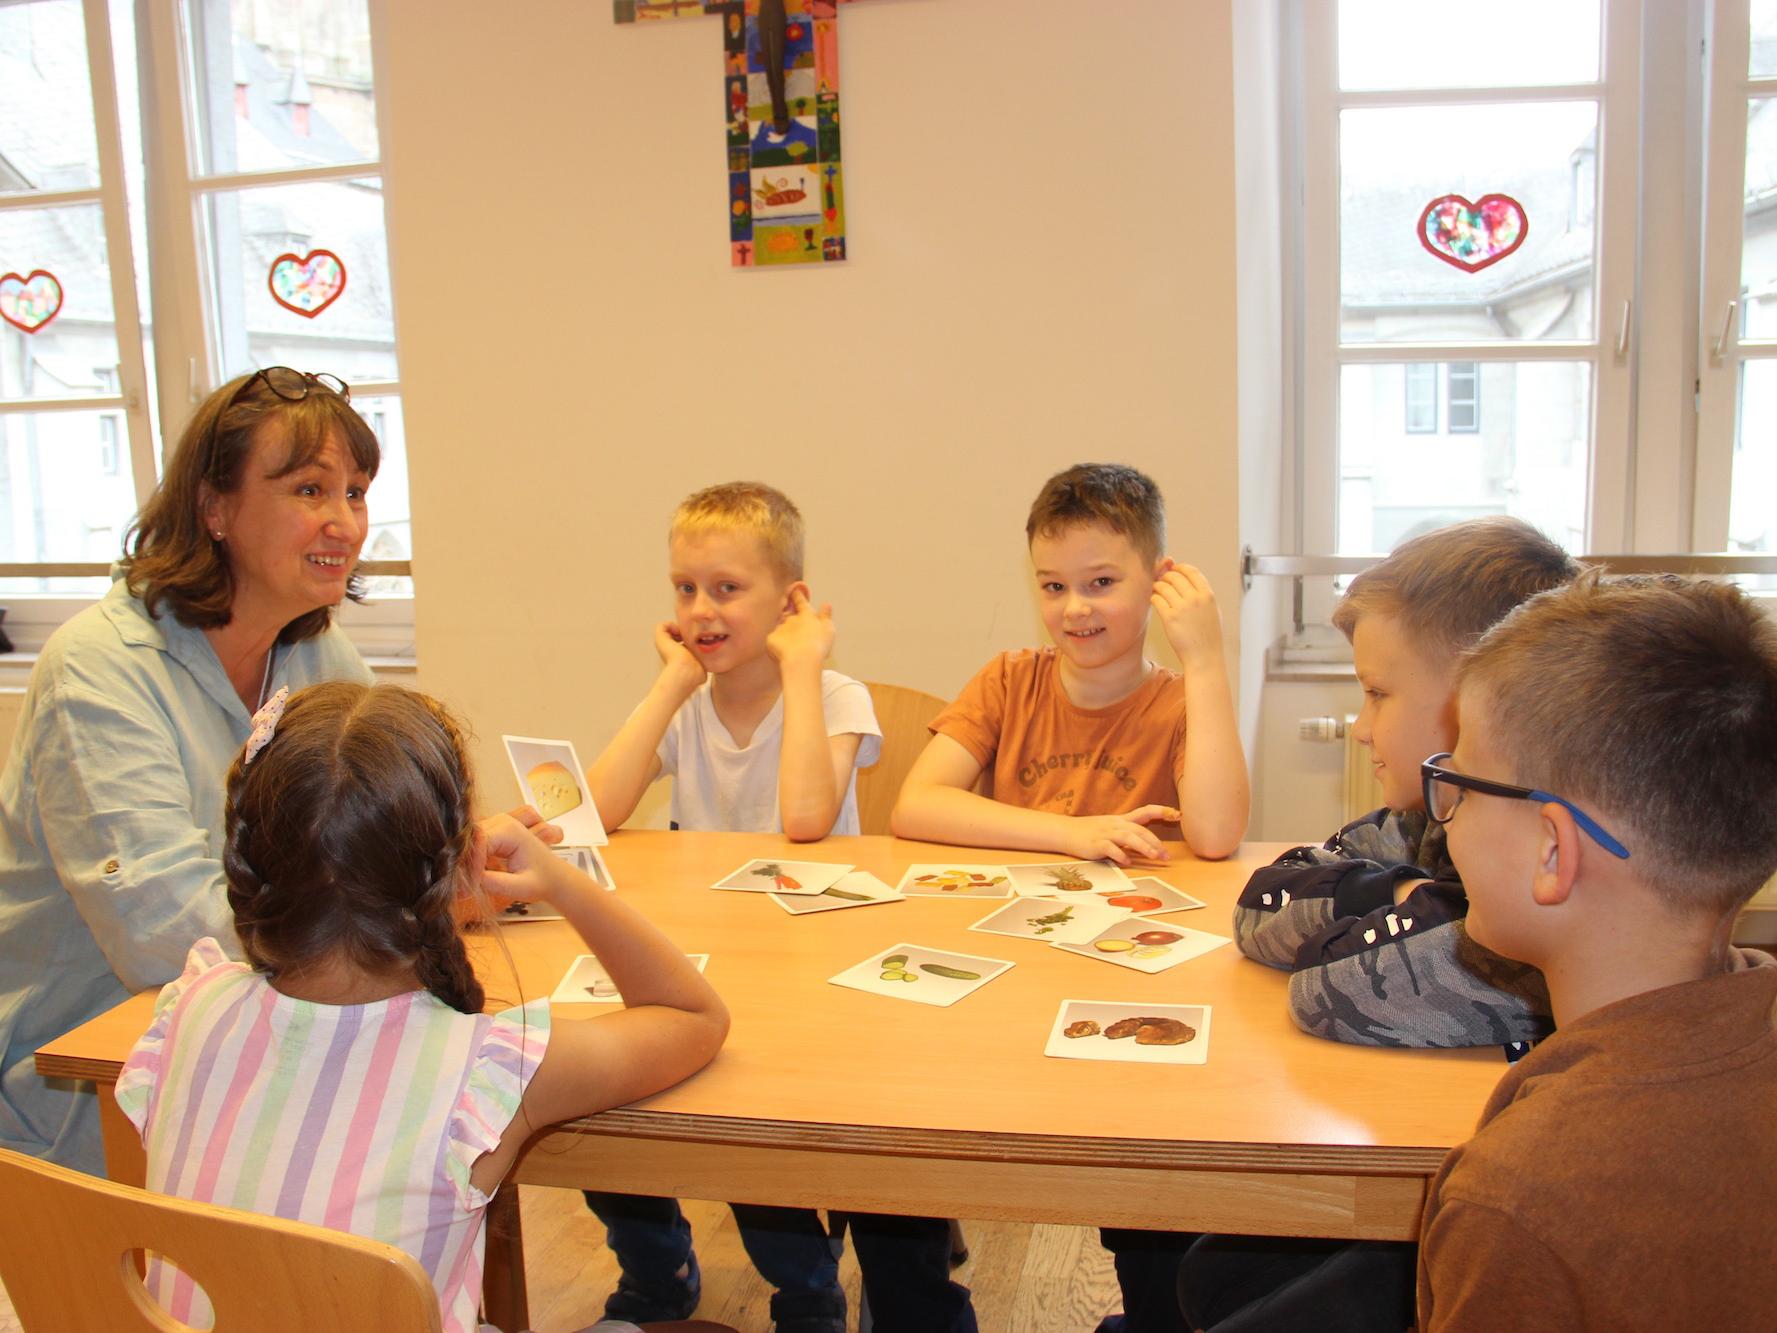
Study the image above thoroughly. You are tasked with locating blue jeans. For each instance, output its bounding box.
[584,1192,845,1330]
[1095,1227,1199,1333]
[583,1194,978,1332]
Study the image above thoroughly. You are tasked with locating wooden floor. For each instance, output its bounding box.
[0,1188,1125,1332]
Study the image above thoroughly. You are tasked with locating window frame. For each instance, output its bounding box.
[1403,361,1438,433]
[0,0,412,654]
[1446,361,1480,433]
[1294,0,1641,571]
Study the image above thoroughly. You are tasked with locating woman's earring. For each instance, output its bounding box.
[212,530,225,540]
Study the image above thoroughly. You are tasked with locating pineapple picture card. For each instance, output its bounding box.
[895,864,1015,898]
[772,870,903,914]
[967,897,1130,946]
[712,857,852,895]
[1005,859,1137,900]
[503,735,609,849]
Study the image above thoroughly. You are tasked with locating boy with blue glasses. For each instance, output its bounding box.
[1418,572,1777,1327]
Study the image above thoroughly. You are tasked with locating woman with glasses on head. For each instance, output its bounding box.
[0,369,380,1175]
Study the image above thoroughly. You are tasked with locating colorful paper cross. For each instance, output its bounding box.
[616,0,857,268]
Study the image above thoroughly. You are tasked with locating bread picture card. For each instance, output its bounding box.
[1043,999,1211,1065]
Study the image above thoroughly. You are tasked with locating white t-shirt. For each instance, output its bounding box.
[656,670,883,835]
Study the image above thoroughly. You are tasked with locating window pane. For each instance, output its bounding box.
[0,0,101,195]
[1740,100,1777,341]
[1341,104,1598,344]
[1732,362,1777,553]
[1339,0,1600,91]
[200,178,396,383]
[1404,362,1436,432]
[1754,0,1777,78]
[1448,362,1480,432]
[1338,362,1589,554]
[187,0,379,176]
[0,409,139,562]
[355,393,412,598]
[0,204,122,400]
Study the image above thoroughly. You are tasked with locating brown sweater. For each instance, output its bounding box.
[1417,949,1777,1331]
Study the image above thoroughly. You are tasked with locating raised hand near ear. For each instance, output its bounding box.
[766,586,836,670]
[1151,562,1225,669]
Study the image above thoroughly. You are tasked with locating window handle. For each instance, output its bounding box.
[1712,301,1738,363]
[1615,300,1631,359]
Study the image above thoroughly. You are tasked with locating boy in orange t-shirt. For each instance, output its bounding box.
[893,463,1250,1333]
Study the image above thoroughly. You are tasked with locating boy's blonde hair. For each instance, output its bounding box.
[1332,516,1581,659]
[670,481,805,581]
[1026,464,1166,566]
[1462,572,1777,915]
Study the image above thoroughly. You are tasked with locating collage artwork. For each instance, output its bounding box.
[615,0,853,267]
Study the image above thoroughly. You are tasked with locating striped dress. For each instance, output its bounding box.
[115,938,550,1333]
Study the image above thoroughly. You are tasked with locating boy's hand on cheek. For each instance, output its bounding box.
[766,588,835,670]
[1151,563,1224,667]
[1066,805,1180,865]
[655,621,707,690]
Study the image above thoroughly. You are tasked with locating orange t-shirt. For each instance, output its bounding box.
[930,648,1187,818]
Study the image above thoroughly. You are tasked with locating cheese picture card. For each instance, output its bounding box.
[503,735,609,849]
[1051,918,1232,974]
[828,943,1014,1008]
[772,871,904,915]
[1044,999,1211,1065]
[712,857,852,895]
[1004,859,1137,900]
[895,864,1015,898]
[551,953,709,1004]
[967,896,1129,946]
[1099,876,1207,917]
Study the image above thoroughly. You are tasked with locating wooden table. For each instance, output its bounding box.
[38,831,1508,1326]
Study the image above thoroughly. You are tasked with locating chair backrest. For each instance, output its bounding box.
[0,1148,442,1333]
[854,681,948,836]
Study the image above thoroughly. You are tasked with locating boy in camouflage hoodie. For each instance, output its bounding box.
[1234,517,1579,1052]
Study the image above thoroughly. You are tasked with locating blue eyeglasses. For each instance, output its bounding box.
[1421,752,1630,860]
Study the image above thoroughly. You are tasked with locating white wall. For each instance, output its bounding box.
[376,0,1245,817]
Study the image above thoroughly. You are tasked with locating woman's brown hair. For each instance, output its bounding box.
[223,682,485,1014]
[123,371,381,644]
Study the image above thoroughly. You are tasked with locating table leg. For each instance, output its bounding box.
[97,1079,146,1186]
[483,1183,529,1333]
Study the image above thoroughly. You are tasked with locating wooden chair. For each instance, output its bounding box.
[855,681,948,836]
[0,1146,442,1332]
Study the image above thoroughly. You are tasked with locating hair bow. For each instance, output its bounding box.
[243,685,290,766]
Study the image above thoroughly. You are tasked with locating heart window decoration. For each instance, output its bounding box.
[1417,193,1528,273]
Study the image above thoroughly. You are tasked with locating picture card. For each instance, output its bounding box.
[895,864,1014,898]
[1098,876,1207,917]
[1052,919,1232,974]
[496,898,564,923]
[1044,999,1211,1065]
[967,896,1130,946]
[712,857,852,895]
[828,942,1014,1007]
[550,953,709,1005]
[503,735,608,848]
[772,871,903,915]
[1004,859,1138,900]
[555,843,616,893]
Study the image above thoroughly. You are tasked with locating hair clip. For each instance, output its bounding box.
[243,685,290,766]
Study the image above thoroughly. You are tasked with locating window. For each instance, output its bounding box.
[1290,0,1776,581]
[1446,362,1479,432]
[1403,363,1437,432]
[0,0,411,650]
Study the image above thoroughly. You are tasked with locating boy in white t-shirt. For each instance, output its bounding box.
[584,482,974,1333]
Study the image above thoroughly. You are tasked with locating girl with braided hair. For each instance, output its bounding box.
[112,682,730,1333]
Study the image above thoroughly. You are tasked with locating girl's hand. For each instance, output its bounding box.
[1151,563,1224,669]
[477,813,563,904]
[766,588,835,670]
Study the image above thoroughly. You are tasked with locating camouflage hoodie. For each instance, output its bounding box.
[1233,807,1553,1051]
